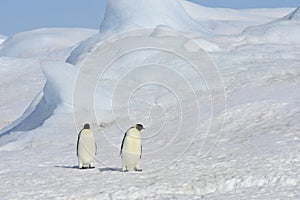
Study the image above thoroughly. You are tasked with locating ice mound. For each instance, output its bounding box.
[0,57,45,132]
[100,0,209,34]
[240,7,300,45]
[67,0,222,66]
[0,28,98,58]
[280,6,300,21]
[0,34,6,45]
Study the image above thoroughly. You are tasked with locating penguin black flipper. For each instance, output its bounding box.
[120,127,134,156]
[140,145,142,159]
[120,131,127,156]
[76,129,83,156]
[95,142,97,156]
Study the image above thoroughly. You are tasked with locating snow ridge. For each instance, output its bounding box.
[100,0,210,34]
[239,7,300,45]
[0,34,6,45]
[281,6,300,21]
[0,28,97,58]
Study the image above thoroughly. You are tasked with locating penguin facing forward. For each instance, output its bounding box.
[120,124,145,172]
[77,123,97,169]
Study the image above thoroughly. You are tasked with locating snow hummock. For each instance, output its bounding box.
[100,0,210,34]
[69,0,232,66]
[0,28,98,58]
[0,34,6,45]
[182,1,273,22]
[181,1,293,35]
[281,6,300,21]
[240,7,300,44]
[0,57,45,131]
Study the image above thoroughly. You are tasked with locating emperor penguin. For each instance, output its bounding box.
[77,123,97,169]
[120,124,145,172]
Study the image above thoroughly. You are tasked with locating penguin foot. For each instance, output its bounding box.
[134,168,142,172]
[89,164,95,169]
[123,169,129,172]
[80,166,89,169]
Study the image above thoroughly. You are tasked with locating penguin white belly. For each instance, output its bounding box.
[122,152,140,170]
[78,134,96,166]
[122,130,141,170]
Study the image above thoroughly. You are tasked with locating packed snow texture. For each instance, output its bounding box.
[0,0,299,199]
[100,0,209,35]
[240,7,300,44]
[181,1,293,35]
[0,57,45,131]
[0,28,98,58]
[0,34,6,44]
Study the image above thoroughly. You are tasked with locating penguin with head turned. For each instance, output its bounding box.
[77,123,97,169]
[120,124,145,172]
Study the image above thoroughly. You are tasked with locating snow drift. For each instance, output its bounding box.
[182,1,272,22]
[100,0,210,34]
[68,0,220,66]
[181,1,293,35]
[0,28,101,136]
[0,34,6,44]
[0,28,98,58]
[240,7,300,44]
[0,57,45,131]
[0,62,75,136]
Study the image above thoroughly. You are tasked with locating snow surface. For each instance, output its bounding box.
[239,7,300,45]
[0,57,45,131]
[0,28,98,58]
[100,0,209,35]
[0,0,299,199]
[0,34,6,44]
[182,1,293,35]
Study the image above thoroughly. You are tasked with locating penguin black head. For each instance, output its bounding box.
[135,124,145,131]
[83,123,90,129]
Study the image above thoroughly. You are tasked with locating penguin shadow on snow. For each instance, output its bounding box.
[54,165,123,172]
[99,167,123,172]
[54,165,84,170]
